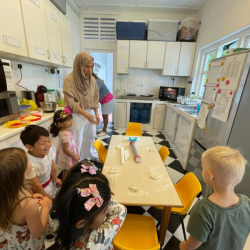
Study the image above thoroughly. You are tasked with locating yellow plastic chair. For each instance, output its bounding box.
[158,146,170,163]
[93,139,107,164]
[125,122,142,136]
[156,172,202,241]
[113,214,160,250]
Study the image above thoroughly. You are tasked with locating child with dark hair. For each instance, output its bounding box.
[20,125,62,200]
[0,147,54,249]
[53,161,127,250]
[49,107,80,181]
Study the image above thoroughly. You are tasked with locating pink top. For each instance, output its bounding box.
[100,93,114,105]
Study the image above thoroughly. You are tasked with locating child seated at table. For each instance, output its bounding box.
[179,146,250,250]
[53,161,127,249]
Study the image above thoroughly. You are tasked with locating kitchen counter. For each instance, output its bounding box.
[0,108,62,143]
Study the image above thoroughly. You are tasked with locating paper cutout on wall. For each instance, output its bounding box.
[212,89,234,122]
[220,53,246,90]
[197,103,210,130]
[203,87,218,103]
[210,59,225,68]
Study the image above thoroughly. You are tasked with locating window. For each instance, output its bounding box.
[198,51,216,97]
[218,39,238,57]
[247,39,250,48]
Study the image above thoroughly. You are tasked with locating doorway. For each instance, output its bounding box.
[89,52,114,122]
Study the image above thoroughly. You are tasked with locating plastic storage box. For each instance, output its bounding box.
[116,21,147,40]
[147,19,179,41]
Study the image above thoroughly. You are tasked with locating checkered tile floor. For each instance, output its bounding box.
[46,122,203,250]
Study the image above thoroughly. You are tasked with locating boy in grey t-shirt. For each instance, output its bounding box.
[180,146,250,250]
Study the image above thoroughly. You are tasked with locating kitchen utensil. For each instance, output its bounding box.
[40,102,57,112]
[36,85,48,107]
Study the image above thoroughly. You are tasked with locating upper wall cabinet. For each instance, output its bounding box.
[45,0,63,65]
[117,40,130,74]
[59,12,73,67]
[129,41,166,69]
[20,0,50,62]
[0,0,28,57]
[162,42,196,76]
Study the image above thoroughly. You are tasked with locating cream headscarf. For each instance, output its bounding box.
[73,52,94,94]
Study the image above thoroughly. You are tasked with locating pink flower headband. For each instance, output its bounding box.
[81,164,96,175]
[57,107,71,120]
[77,184,104,211]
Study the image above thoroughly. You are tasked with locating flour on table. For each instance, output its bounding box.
[145,147,154,152]
[109,168,117,175]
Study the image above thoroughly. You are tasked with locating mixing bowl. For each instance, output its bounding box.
[40,102,57,112]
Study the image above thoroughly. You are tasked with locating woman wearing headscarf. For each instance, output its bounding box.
[63,52,100,161]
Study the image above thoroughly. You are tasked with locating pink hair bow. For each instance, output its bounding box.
[77,184,104,211]
[81,164,96,175]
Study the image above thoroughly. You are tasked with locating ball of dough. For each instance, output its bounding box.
[150,172,160,180]
[129,184,139,193]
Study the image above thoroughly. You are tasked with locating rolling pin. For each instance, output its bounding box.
[130,141,141,163]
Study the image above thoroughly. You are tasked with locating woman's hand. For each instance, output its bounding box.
[87,114,97,124]
[95,114,101,125]
[40,196,52,210]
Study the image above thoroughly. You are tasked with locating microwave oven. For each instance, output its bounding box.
[159,86,185,102]
[0,91,20,124]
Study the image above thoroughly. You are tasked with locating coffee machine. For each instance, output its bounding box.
[36,85,48,107]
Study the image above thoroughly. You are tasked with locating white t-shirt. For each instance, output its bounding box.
[26,148,55,184]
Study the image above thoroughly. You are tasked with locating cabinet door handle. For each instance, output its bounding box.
[144,62,145,67]
[61,55,64,63]
[47,50,50,59]
[126,67,128,72]
[174,69,177,75]
[177,69,180,75]
[64,56,66,64]
[147,62,148,67]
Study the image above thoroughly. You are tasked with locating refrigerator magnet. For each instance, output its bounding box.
[222,76,225,81]
[202,127,205,130]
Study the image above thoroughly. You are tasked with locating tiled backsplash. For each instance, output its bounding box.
[115,68,186,98]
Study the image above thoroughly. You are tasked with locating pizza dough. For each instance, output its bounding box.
[129,184,139,193]
[150,172,160,180]
[23,115,39,120]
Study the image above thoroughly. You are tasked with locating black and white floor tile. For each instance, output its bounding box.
[46,122,203,249]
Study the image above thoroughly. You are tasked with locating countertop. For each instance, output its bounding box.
[0,109,61,142]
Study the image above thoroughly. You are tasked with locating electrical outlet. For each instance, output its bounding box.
[136,84,143,87]
[171,77,175,81]
[11,61,18,69]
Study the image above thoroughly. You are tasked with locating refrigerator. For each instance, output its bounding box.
[187,51,250,197]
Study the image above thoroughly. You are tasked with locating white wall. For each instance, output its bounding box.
[192,0,250,76]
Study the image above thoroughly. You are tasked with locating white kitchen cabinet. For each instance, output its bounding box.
[117,40,130,74]
[162,42,196,76]
[178,42,196,76]
[164,105,178,142]
[0,0,28,57]
[115,102,127,129]
[21,0,50,62]
[147,41,166,69]
[153,104,166,130]
[174,114,192,157]
[129,41,147,68]
[59,12,73,67]
[45,0,63,65]
[129,41,166,69]
[162,42,181,76]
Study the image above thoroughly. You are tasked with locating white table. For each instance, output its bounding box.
[102,135,183,246]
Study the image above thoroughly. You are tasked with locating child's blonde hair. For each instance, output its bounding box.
[202,146,247,184]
